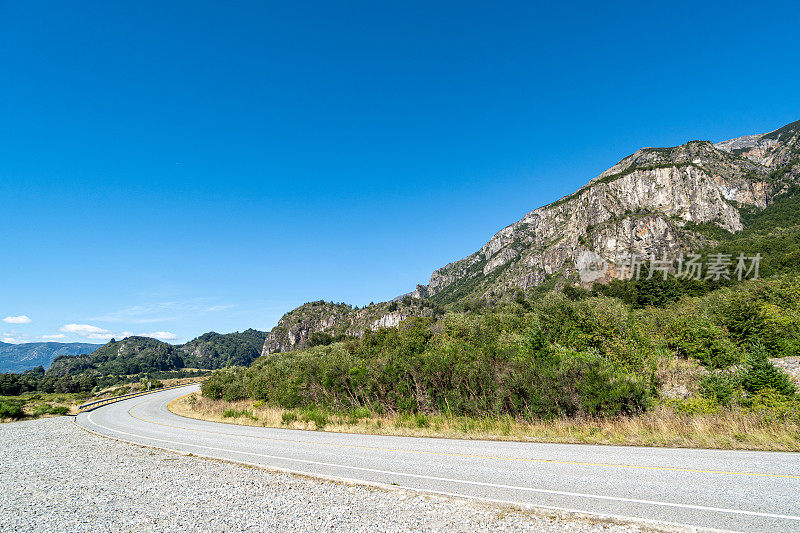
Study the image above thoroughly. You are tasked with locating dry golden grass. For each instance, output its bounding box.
[169,392,800,451]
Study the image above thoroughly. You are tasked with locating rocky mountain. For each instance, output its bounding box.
[415,119,799,304]
[261,299,438,355]
[0,341,99,373]
[259,118,800,354]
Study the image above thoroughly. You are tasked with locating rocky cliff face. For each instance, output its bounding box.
[715,118,800,194]
[417,122,799,304]
[261,299,436,355]
[263,119,800,353]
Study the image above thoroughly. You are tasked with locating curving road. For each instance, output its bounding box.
[76,384,800,532]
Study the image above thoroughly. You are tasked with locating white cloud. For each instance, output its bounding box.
[41,334,66,340]
[3,315,32,324]
[59,323,114,340]
[143,331,178,340]
[2,337,16,343]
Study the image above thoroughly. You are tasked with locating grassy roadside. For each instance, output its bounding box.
[0,376,203,422]
[0,392,88,421]
[169,392,800,451]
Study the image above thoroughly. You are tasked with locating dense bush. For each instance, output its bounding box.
[200,367,248,402]
[308,332,334,347]
[206,315,654,420]
[143,379,164,390]
[699,372,740,405]
[31,403,70,416]
[200,275,800,421]
[0,399,25,419]
[742,349,796,398]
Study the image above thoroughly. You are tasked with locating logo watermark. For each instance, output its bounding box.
[578,252,761,283]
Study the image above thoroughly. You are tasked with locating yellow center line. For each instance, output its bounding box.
[122,396,800,480]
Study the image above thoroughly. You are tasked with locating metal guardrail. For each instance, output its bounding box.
[77,380,204,413]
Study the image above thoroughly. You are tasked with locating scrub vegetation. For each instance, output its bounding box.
[191,274,800,450]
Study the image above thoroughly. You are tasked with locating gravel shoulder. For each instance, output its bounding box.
[0,417,654,532]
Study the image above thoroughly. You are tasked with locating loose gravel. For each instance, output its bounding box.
[0,417,649,532]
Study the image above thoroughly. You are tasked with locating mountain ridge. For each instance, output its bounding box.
[259,118,800,354]
[0,342,100,373]
[415,120,799,304]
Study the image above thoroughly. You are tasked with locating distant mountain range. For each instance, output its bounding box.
[0,341,100,373]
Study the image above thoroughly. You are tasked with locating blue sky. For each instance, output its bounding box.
[1,1,798,344]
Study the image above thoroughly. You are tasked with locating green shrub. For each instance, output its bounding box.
[201,367,248,401]
[221,408,256,420]
[746,389,800,419]
[223,313,654,421]
[742,350,796,398]
[112,386,131,396]
[699,372,740,405]
[308,332,334,347]
[145,379,164,390]
[0,400,25,419]
[414,413,430,428]
[299,407,328,429]
[708,278,800,357]
[672,320,741,369]
[33,403,53,416]
[665,396,720,415]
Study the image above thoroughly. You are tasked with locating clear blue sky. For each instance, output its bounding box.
[1,1,798,344]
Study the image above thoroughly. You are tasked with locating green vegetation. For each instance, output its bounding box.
[202,274,800,428]
[0,365,208,396]
[143,379,164,390]
[0,391,90,421]
[0,398,25,420]
[180,329,267,368]
[31,403,70,416]
[200,366,248,402]
[0,329,265,397]
[221,408,257,420]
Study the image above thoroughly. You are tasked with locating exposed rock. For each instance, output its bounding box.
[418,123,799,304]
[261,300,436,355]
[261,119,800,351]
[770,357,800,385]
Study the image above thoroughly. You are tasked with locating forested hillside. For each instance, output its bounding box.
[0,329,267,396]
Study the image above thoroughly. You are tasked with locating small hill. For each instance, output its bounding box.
[44,329,270,378]
[261,298,440,354]
[178,329,268,368]
[47,336,183,377]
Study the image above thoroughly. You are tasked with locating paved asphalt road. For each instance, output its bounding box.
[75,384,800,532]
